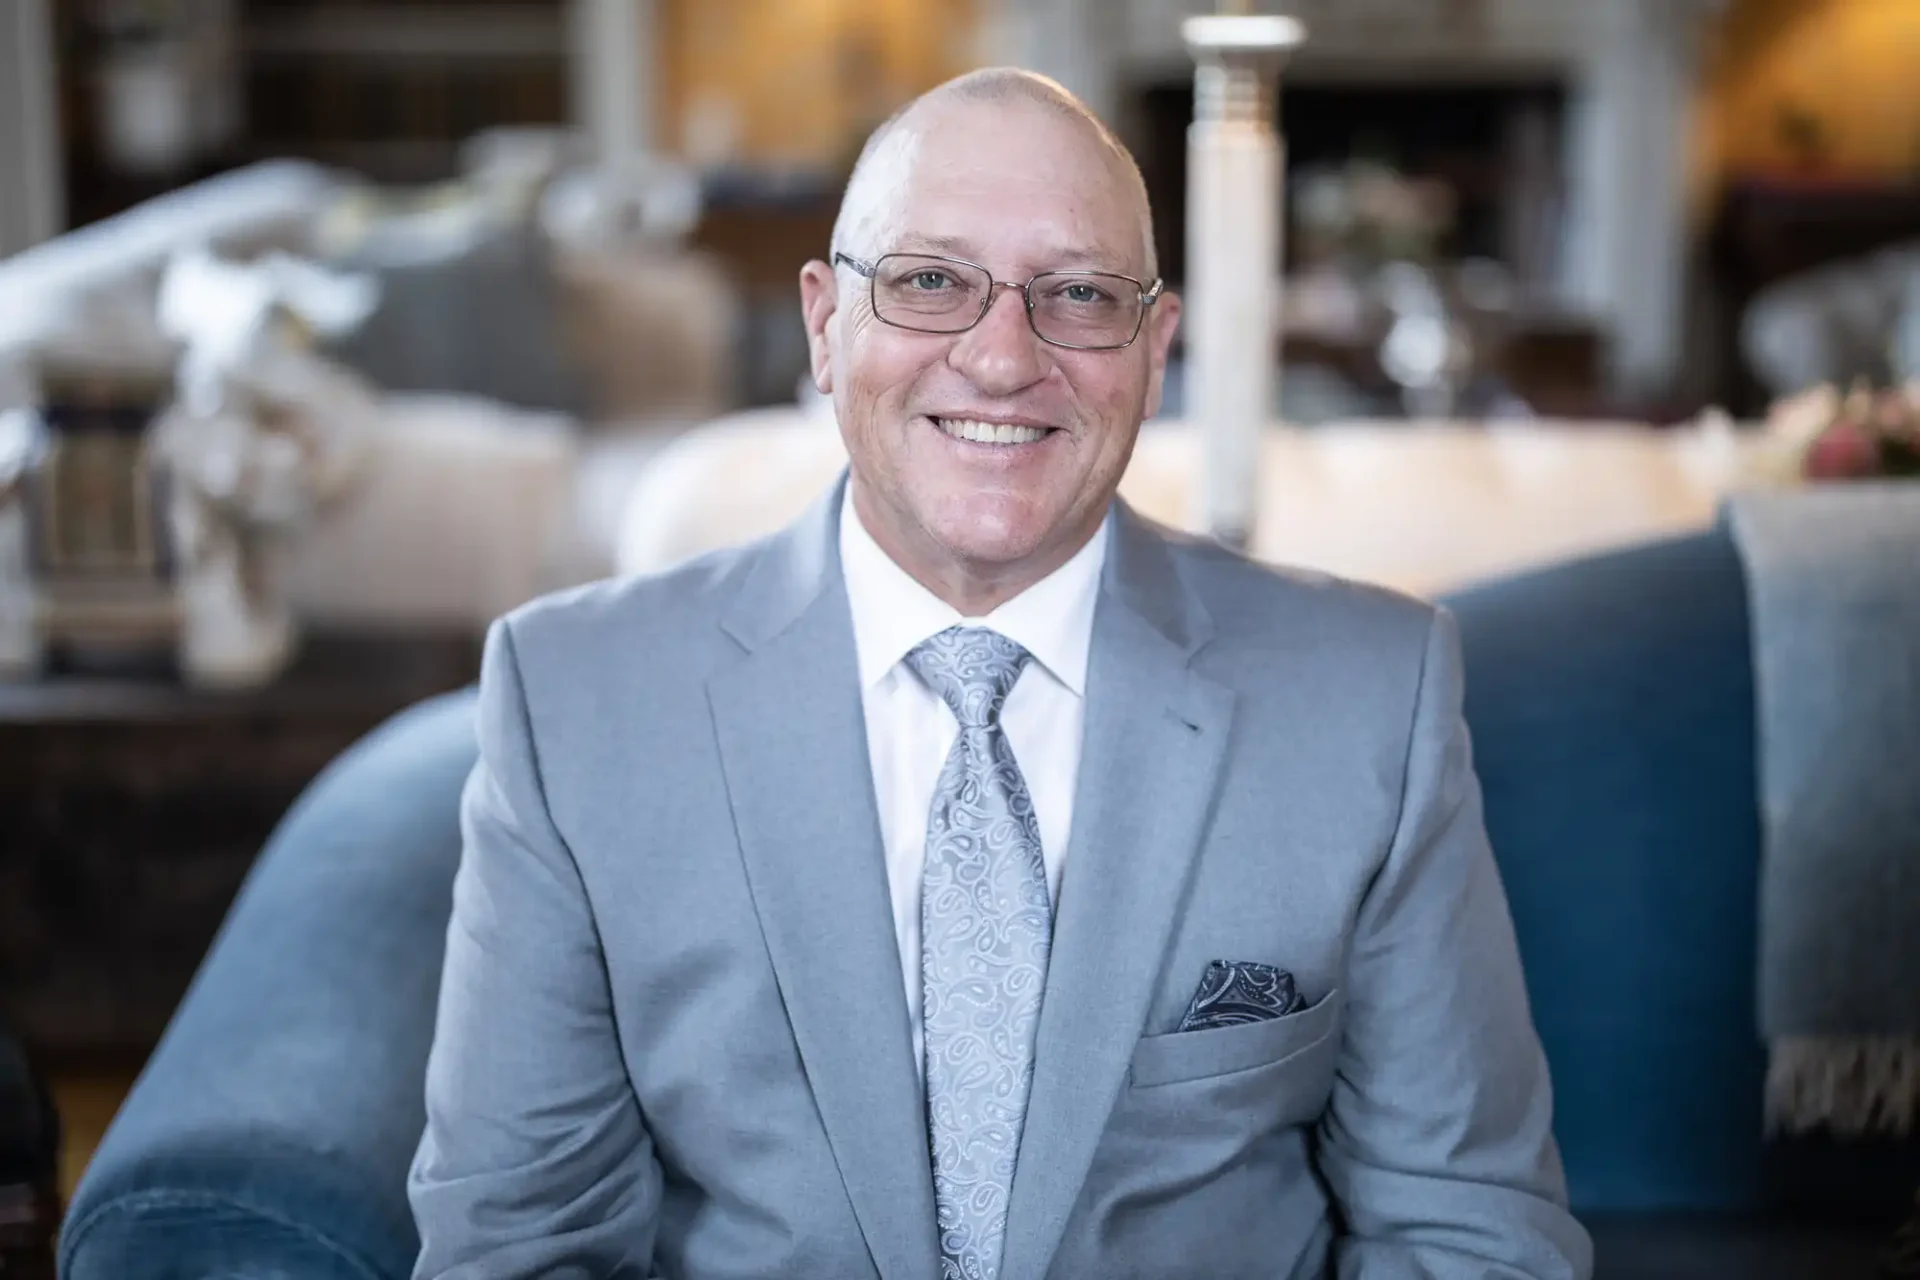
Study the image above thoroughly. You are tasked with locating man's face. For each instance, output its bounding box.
[801,102,1181,592]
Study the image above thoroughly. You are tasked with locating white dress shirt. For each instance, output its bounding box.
[838,492,1108,1079]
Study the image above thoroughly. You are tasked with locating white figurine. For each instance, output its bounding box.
[0,248,379,687]
[155,249,379,686]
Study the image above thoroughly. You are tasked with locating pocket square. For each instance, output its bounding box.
[1178,960,1309,1032]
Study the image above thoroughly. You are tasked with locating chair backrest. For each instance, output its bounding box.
[61,691,479,1280]
[1442,525,1768,1214]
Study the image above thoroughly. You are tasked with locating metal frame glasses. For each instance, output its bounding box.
[832,250,1163,351]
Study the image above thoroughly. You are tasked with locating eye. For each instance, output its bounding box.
[908,269,956,291]
[1056,280,1116,305]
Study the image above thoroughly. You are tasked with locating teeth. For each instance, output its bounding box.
[936,417,1049,445]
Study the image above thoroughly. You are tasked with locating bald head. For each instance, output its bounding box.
[830,68,1159,279]
[797,68,1183,616]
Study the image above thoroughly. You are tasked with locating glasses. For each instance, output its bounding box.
[832,251,1163,351]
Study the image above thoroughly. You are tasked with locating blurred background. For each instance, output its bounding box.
[4,2,1920,1276]
[7,0,1920,421]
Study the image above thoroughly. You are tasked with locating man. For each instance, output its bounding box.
[410,68,1593,1280]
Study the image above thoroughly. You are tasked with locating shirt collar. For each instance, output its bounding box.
[838,488,1108,697]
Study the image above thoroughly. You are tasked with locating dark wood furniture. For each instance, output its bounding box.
[1708,176,1920,415]
[56,0,573,231]
[0,634,479,1060]
[0,1015,58,1280]
[688,172,840,406]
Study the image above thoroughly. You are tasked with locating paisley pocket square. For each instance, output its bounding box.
[1178,960,1309,1032]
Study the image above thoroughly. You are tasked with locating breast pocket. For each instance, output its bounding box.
[1128,988,1343,1089]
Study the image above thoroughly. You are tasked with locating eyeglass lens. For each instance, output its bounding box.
[869,253,1143,348]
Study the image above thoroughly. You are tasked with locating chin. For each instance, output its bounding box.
[924,496,1061,568]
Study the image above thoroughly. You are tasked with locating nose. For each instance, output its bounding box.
[946,282,1050,396]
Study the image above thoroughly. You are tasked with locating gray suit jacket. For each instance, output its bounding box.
[410,481,1593,1280]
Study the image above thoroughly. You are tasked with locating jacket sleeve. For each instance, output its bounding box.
[1318,607,1594,1280]
[409,617,661,1279]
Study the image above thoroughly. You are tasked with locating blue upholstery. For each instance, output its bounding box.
[60,691,478,1280]
[1443,525,1768,1214]
[1579,1215,1890,1280]
[59,528,1899,1278]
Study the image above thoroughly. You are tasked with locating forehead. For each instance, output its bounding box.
[873,102,1143,272]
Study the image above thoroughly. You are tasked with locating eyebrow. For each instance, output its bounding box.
[890,232,1141,275]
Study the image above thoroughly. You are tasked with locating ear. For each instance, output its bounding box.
[799,259,840,395]
[1141,288,1182,422]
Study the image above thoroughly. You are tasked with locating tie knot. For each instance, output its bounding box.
[905,626,1030,729]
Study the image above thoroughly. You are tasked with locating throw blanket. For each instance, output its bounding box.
[1727,484,1920,1136]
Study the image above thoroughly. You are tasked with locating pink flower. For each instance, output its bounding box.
[1805,418,1883,479]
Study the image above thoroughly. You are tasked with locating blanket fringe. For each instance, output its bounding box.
[1767,1036,1920,1136]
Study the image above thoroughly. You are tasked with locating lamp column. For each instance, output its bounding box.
[1181,11,1302,552]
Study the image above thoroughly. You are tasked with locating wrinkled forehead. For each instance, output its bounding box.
[838,101,1149,277]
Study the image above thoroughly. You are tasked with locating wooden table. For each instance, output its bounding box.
[0,634,479,1059]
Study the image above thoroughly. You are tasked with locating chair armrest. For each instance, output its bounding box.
[61,690,476,1280]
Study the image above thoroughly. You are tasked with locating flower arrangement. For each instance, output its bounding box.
[1762,382,1920,482]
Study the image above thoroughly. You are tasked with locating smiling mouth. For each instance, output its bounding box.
[931,416,1057,445]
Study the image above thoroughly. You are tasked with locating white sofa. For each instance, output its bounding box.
[614,405,1777,599]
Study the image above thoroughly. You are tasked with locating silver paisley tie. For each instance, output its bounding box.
[906,626,1052,1280]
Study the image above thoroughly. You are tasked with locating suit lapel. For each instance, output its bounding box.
[706,483,940,1280]
[999,508,1236,1280]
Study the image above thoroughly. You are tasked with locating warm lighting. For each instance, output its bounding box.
[1179,15,1306,55]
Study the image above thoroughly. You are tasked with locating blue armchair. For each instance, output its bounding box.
[60,525,1909,1279]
